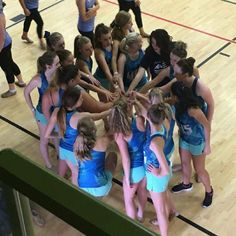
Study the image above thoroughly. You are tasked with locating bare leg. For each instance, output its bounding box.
[58,160,68,177]
[37,121,52,168]
[136,178,147,221]
[150,191,168,236]
[192,154,211,193]
[80,91,112,113]
[123,178,139,219]
[179,148,192,185]
[66,161,78,186]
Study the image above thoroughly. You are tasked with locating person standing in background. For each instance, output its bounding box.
[76,0,100,47]
[0,0,26,98]
[113,0,149,38]
[19,0,46,49]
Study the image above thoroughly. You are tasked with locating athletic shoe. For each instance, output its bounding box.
[172,182,193,193]
[1,90,16,98]
[202,188,213,208]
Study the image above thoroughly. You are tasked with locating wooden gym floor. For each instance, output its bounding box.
[0,0,236,235]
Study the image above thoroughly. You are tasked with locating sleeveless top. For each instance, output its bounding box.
[36,73,49,113]
[59,111,78,151]
[144,124,169,168]
[78,0,95,32]
[123,49,147,89]
[175,107,205,145]
[78,150,108,188]
[78,56,93,73]
[25,0,39,9]
[191,77,207,114]
[94,48,112,79]
[127,118,145,169]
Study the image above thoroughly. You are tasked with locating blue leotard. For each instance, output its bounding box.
[36,73,49,113]
[78,150,109,188]
[175,107,205,145]
[59,111,78,152]
[123,49,147,90]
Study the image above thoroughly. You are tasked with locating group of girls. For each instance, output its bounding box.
[11,2,215,235]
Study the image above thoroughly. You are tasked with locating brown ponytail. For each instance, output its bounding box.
[75,117,97,161]
[147,103,173,125]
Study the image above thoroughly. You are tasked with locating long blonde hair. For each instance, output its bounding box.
[109,98,131,136]
[148,88,164,104]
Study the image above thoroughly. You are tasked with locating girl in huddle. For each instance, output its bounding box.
[74,35,115,102]
[109,98,147,221]
[143,103,173,236]
[94,23,115,90]
[45,85,110,185]
[118,32,147,92]
[160,57,214,126]
[115,0,149,38]
[24,51,60,170]
[111,11,133,82]
[140,41,199,93]
[74,117,117,197]
[128,29,173,91]
[42,65,114,177]
[170,81,213,208]
[135,88,177,225]
[76,0,100,46]
[45,32,65,52]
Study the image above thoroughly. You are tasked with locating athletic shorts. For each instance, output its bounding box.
[79,171,112,197]
[146,170,171,193]
[59,147,78,166]
[130,165,145,184]
[35,109,47,125]
[179,138,205,156]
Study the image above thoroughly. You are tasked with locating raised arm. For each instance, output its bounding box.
[117,53,127,93]
[159,78,176,95]
[111,40,120,77]
[127,67,145,92]
[139,67,170,94]
[80,91,112,112]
